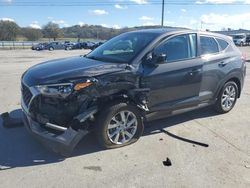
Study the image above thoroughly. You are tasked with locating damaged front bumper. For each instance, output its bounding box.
[21,99,90,156]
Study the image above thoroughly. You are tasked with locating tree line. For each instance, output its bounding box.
[0,20,181,41]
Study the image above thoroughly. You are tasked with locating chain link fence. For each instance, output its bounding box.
[0,41,43,50]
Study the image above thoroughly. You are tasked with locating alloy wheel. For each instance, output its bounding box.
[107,110,138,145]
[221,84,236,111]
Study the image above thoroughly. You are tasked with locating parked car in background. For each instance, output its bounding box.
[246,34,250,45]
[31,43,48,51]
[64,42,86,50]
[81,41,96,49]
[90,41,105,50]
[45,42,66,51]
[232,34,247,46]
[64,42,76,50]
[21,29,246,155]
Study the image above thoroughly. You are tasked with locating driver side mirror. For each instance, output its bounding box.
[155,53,167,64]
[144,52,166,65]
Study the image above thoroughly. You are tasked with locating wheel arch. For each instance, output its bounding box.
[96,93,147,119]
[215,76,242,100]
[226,77,241,98]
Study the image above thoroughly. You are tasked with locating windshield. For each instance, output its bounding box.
[86,32,158,64]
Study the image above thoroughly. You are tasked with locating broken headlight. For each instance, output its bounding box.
[35,80,94,98]
[35,83,73,98]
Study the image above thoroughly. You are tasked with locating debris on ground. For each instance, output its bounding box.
[159,138,164,141]
[1,112,23,128]
[162,158,172,166]
[160,129,209,147]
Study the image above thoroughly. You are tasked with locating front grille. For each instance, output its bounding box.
[22,83,33,107]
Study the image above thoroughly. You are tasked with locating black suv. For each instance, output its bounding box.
[21,29,246,155]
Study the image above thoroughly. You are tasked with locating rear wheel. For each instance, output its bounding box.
[96,103,144,149]
[214,81,238,113]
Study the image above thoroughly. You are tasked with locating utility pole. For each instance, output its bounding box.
[161,0,165,27]
[200,21,203,31]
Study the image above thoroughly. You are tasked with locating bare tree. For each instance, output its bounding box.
[42,22,62,41]
[22,27,42,41]
[0,20,20,41]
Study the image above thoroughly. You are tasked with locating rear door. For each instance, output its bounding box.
[142,33,203,111]
[198,35,231,101]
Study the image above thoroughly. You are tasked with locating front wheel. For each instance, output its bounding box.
[96,103,144,149]
[213,81,238,113]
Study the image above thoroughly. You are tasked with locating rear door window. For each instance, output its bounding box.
[200,36,219,55]
[216,38,229,51]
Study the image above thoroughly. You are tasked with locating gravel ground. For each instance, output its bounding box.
[0,48,250,188]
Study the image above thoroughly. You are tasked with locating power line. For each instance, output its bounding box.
[0,1,249,6]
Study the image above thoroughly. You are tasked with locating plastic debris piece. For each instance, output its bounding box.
[1,112,23,128]
[163,157,172,166]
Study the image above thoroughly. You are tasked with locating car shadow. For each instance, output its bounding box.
[0,107,217,170]
[143,107,218,135]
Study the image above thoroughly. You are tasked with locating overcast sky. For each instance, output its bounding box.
[0,0,250,31]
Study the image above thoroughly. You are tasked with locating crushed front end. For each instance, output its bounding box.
[21,79,98,156]
[20,55,149,156]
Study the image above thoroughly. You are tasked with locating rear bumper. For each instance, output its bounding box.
[22,105,88,156]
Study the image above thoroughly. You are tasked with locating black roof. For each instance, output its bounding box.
[130,28,189,35]
[129,28,231,40]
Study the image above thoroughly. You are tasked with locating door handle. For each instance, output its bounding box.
[188,69,201,76]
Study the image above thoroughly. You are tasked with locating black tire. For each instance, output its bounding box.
[96,102,144,149]
[213,81,238,113]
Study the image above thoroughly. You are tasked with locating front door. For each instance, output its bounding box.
[141,33,203,111]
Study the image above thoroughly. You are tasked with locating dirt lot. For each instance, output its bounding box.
[0,48,250,188]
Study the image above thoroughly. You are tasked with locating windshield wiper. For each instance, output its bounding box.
[85,55,101,61]
[86,55,127,64]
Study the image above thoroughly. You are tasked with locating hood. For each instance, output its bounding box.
[22,56,127,86]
